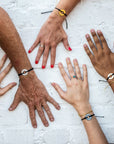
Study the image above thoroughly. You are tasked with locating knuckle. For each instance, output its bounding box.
[45,40,50,46]
[51,42,56,47]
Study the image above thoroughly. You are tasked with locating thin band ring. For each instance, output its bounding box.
[39,44,44,48]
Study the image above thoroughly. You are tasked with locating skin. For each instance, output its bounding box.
[0,54,17,96]
[84,29,114,92]
[52,58,108,144]
[28,0,80,68]
[0,7,60,128]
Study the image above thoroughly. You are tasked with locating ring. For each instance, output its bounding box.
[73,75,76,78]
[78,77,82,80]
[39,44,44,48]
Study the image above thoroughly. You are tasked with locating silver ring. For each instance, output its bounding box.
[39,44,44,48]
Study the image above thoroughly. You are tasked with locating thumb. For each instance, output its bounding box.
[63,35,72,51]
[9,92,21,111]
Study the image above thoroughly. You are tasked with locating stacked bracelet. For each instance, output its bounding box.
[55,7,67,17]
[18,68,34,76]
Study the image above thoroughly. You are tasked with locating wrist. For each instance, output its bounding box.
[74,103,92,116]
[49,10,65,24]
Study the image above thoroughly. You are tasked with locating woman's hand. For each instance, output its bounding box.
[51,58,91,115]
[0,54,17,96]
[84,29,114,80]
[28,12,71,69]
[9,70,60,128]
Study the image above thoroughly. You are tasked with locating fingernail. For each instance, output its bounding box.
[9,107,12,111]
[11,82,17,86]
[85,34,90,38]
[34,125,37,128]
[51,65,54,68]
[68,47,72,51]
[83,44,87,48]
[51,118,54,121]
[35,60,38,64]
[90,29,95,33]
[42,65,45,69]
[97,30,101,34]
[66,57,70,61]
[57,105,61,110]
[58,63,62,67]
[45,123,49,127]
[28,50,31,53]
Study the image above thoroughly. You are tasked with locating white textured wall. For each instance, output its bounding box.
[0,0,114,144]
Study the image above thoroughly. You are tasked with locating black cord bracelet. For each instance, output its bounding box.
[107,73,114,81]
[18,68,34,76]
[81,114,95,121]
[55,7,67,17]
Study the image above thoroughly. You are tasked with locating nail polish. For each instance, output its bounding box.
[68,47,72,51]
[35,60,38,64]
[51,65,54,68]
[28,50,31,53]
[90,29,95,33]
[42,65,45,69]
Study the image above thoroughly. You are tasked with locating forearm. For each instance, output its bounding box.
[108,80,114,92]
[74,105,108,144]
[49,0,80,23]
[0,8,32,75]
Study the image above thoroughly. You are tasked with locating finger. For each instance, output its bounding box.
[73,59,81,79]
[83,64,88,83]
[29,105,37,128]
[9,88,21,111]
[63,34,72,51]
[0,82,17,96]
[66,57,75,78]
[47,95,60,110]
[28,36,40,53]
[85,34,97,56]
[51,82,65,100]
[97,30,110,52]
[51,46,56,68]
[35,44,44,65]
[58,63,71,86]
[42,46,49,68]
[42,101,54,122]
[83,44,96,66]
[90,29,102,53]
[0,54,7,70]
[0,62,12,82]
[36,105,49,127]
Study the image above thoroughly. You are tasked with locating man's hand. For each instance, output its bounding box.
[28,12,71,69]
[51,58,91,115]
[0,54,17,96]
[84,29,114,80]
[9,71,60,128]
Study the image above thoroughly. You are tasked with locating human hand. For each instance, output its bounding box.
[9,71,60,128]
[51,58,91,115]
[84,29,114,81]
[0,54,17,96]
[28,12,72,69]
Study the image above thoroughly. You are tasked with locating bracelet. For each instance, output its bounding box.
[18,68,34,76]
[107,73,114,81]
[81,114,95,121]
[55,7,67,17]
[79,110,93,117]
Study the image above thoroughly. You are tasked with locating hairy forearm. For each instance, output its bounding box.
[0,8,32,75]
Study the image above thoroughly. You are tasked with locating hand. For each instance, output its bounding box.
[84,29,114,80]
[28,12,72,68]
[51,58,91,115]
[0,54,17,96]
[9,71,60,128]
